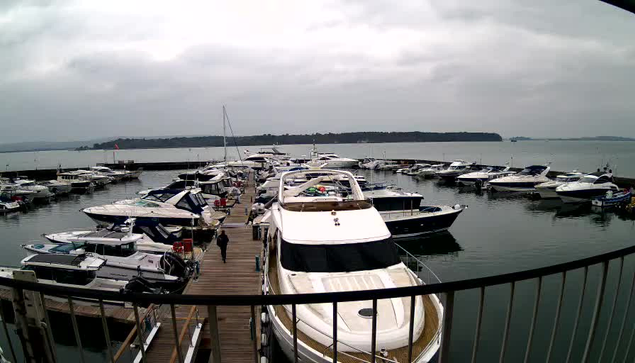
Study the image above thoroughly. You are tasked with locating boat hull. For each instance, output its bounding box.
[557,189,613,204]
[489,182,540,192]
[84,212,198,227]
[382,206,464,239]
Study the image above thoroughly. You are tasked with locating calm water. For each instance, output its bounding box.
[1,167,634,362]
[3,140,635,177]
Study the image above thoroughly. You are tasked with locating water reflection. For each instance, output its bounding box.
[396,231,462,257]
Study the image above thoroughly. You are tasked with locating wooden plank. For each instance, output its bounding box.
[145,175,263,363]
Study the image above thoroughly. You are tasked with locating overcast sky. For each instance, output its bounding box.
[1,0,634,143]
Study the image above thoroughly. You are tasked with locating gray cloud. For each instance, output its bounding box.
[0,0,634,143]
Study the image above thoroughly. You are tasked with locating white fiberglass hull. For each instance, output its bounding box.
[268,295,443,363]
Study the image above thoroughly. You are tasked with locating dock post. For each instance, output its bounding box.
[12,287,56,363]
[208,305,222,363]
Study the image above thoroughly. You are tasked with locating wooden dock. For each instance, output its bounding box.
[143,180,263,363]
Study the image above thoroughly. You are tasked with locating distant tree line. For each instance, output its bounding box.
[90,131,502,150]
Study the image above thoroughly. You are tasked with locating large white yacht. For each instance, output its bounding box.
[435,160,474,181]
[309,153,359,168]
[535,171,584,199]
[12,179,53,201]
[488,165,551,192]
[555,173,620,203]
[456,166,514,186]
[262,169,443,363]
[83,189,224,228]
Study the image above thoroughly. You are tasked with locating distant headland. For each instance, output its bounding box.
[89,132,503,150]
[509,136,635,142]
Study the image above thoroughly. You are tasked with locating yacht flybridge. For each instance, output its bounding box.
[263,169,443,363]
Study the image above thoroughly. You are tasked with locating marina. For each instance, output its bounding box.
[0,143,634,362]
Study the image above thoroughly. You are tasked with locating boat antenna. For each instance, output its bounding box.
[223,105,228,163]
[223,106,243,164]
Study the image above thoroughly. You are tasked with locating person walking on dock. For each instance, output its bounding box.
[216,230,229,263]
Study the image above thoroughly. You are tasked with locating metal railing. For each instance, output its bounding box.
[0,244,634,362]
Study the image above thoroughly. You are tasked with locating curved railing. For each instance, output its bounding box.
[1,243,634,363]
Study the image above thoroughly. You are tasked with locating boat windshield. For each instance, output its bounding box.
[51,243,85,253]
[579,176,598,183]
[280,238,401,273]
[519,166,547,175]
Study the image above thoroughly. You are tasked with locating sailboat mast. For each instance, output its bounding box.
[223,105,227,162]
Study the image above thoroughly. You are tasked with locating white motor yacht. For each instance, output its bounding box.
[22,235,190,290]
[456,166,515,187]
[555,173,619,203]
[403,164,431,176]
[488,165,551,192]
[0,255,128,305]
[57,171,95,193]
[309,153,359,168]
[39,180,72,195]
[262,169,443,363]
[535,171,584,199]
[13,179,53,201]
[0,201,21,214]
[435,160,474,181]
[0,183,37,201]
[91,166,127,182]
[415,164,445,179]
[83,189,225,228]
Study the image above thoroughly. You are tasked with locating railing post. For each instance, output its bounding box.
[566,266,589,363]
[598,257,624,362]
[611,269,635,363]
[371,298,378,363]
[499,282,515,363]
[407,295,416,363]
[332,302,337,363]
[523,277,543,363]
[292,303,298,363]
[12,288,37,363]
[471,287,485,363]
[581,261,609,363]
[171,304,184,363]
[208,305,222,363]
[439,291,455,363]
[68,297,86,363]
[250,305,259,363]
[132,303,146,363]
[546,272,567,363]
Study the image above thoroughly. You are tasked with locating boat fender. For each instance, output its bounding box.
[261,312,269,325]
[260,357,268,363]
[261,333,268,347]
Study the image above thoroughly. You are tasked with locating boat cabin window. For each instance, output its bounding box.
[579,176,597,183]
[87,242,136,257]
[139,225,171,242]
[280,238,401,273]
[594,175,613,184]
[23,266,96,285]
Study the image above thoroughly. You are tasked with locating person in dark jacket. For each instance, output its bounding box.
[216,230,229,263]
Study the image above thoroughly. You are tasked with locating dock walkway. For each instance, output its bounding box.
[143,180,262,363]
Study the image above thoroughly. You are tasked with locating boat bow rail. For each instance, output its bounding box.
[2,243,635,362]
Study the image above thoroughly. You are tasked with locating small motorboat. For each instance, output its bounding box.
[556,173,619,203]
[415,164,445,179]
[457,166,514,187]
[0,254,163,305]
[535,171,584,199]
[0,200,21,214]
[435,160,475,181]
[592,189,632,208]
